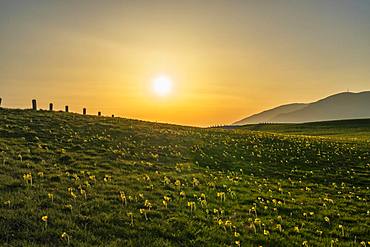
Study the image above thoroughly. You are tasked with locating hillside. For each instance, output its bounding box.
[233,103,307,125]
[231,119,370,139]
[0,108,369,246]
[234,91,370,125]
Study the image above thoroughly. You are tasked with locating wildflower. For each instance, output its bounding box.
[180,191,186,198]
[119,191,127,205]
[127,212,134,226]
[37,171,44,177]
[200,199,207,208]
[277,215,282,222]
[254,218,261,225]
[162,196,170,208]
[89,175,96,181]
[187,201,196,212]
[235,240,241,247]
[275,224,282,232]
[192,177,200,187]
[217,192,226,202]
[80,189,87,199]
[144,200,152,210]
[70,191,77,199]
[41,215,48,229]
[48,193,54,203]
[140,208,148,220]
[103,175,111,182]
[175,180,181,189]
[294,226,300,233]
[64,204,73,212]
[234,231,240,237]
[224,220,233,230]
[61,232,70,245]
[324,216,330,224]
[250,206,257,217]
[302,240,309,246]
[338,224,344,236]
[264,229,270,236]
[163,176,171,185]
[23,173,33,186]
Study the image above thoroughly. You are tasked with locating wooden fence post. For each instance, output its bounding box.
[65,106,69,112]
[32,99,37,110]
[98,112,101,116]
[83,108,87,115]
[0,98,2,107]
[112,114,114,118]
[49,103,53,111]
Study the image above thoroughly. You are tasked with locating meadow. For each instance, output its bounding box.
[0,108,369,246]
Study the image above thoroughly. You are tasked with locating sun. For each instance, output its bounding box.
[152,75,173,96]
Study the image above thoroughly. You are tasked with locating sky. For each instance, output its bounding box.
[0,0,369,126]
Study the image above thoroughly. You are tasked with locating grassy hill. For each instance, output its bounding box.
[233,91,370,125]
[0,109,369,246]
[229,119,370,140]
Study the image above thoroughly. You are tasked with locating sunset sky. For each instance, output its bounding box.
[0,0,369,126]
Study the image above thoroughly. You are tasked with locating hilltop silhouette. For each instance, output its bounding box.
[234,91,370,125]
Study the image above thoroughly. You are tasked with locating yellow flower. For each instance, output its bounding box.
[48,193,54,202]
[41,215,48,222]
[61,232,70,244]
[275,224,282,232]
[175,180,181,188]
[263,229,270,236]
[324,216,330,223]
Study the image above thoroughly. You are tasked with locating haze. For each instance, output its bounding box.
[0,0,369,126]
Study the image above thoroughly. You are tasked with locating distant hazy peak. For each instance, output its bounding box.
[233,91,370,125]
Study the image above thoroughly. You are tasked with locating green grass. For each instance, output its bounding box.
[0,108,369,246]
[231,119,370,140]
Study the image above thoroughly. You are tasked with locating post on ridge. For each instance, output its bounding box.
[32,99,37,110]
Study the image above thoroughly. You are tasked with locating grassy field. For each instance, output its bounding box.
[230,119,370,140]
[0,108,369,246]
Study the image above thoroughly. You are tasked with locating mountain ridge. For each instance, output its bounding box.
[233,91,370,125]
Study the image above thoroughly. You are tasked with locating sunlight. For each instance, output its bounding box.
[152,75,173,96]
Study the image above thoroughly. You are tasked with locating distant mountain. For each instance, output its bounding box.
[233,91,370,125]
[233,103,307,125]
